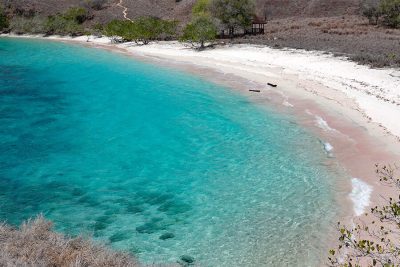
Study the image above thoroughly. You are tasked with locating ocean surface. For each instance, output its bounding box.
[0,37,339,266]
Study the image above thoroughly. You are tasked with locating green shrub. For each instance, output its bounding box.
[90,23,104,36]
[63,7,89,24]
[43,7,89,36]
[9,16,47,34]
[210,0,255,32]
[45,15,84,36]
[180,15,217,49]
[380,0,400,28]
[0,7,9,31]
[192,0,211,16]
[103,19,133,41]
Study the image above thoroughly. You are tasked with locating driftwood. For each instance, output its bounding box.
[249,89,260,92]
[267,83,277,87]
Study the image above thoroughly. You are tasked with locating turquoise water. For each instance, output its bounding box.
[0,38,338,266]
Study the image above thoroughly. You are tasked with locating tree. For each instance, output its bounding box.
[63,7,89,24]
[362,6,381,25]
[329,164,400,266]
[0,7,8,31]
[209,0,255,35]
[380,0,400,28]
[180,15,217,49]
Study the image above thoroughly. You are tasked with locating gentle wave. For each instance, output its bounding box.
[323,142,334,153]
[350,178,373,216]
[305,110,338,132]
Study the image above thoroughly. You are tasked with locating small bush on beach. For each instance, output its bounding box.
[329,164,400,266]
[180,14,217,49]
[0,215,138,266]
[0,7,9,31]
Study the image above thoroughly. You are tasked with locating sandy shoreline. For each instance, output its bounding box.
[2,34,400,237]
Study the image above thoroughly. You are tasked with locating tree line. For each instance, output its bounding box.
[1,0,399,49]
[0,0,255,49]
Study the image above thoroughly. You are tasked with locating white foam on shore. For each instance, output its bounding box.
[315,115,336,132]
[306,110,339,132]
[350,178,373,216]
[282,100,294,107]
[323,142,334,153]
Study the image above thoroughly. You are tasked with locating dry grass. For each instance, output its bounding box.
[0,215,138,267]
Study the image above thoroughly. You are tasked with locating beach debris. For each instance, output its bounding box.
[249,89,261,92]
[179,255,195,265]
[159,232,175,240]
[267,83,277,87]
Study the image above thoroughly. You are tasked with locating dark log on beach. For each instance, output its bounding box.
[267,83,277,87]
[249,89,261,92]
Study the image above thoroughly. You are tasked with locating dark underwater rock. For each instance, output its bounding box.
[180,255,195,264]
[159,232,175,240]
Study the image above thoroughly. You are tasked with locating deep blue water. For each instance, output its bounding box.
[0,38,338,266]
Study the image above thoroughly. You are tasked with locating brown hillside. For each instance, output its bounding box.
[260,0,364,19]
[2,0,371,23]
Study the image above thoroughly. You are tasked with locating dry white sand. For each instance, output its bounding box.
[122,41,400,139]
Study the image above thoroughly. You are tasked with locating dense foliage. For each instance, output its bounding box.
[329,164,400,266]
[9,16,46,34]
[209,0,255,32]
[103,17,177,44]
[362,0,400,28]
[180,15,217,48]
[0,7,8,31]
[192,0,211,16]
[380,0,400,28]
[7,7,90,36]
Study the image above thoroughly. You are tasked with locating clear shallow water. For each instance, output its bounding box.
[0,38,338,266]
